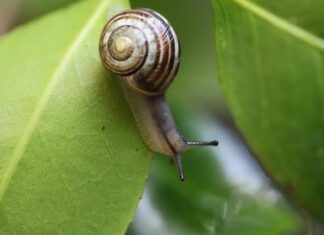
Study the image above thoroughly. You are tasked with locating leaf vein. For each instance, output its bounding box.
[0,0,111,201]
[234,0,324,51]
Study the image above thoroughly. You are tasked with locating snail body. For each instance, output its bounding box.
[99,9,218,181]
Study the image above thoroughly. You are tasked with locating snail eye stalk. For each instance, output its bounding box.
[99,8,219,182]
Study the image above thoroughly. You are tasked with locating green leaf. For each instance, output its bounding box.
[0,0,151,234]
[212,0,324,221]
[128,1,299,234]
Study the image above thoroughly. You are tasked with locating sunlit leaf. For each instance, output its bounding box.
[0,0,151,234]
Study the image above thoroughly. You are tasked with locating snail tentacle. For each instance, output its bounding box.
[99,8,218,182]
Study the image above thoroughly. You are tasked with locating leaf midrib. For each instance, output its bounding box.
[234,0,324,51]
[0,0,111,201]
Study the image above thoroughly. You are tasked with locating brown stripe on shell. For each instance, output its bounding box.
[152,14,175,89]
[139,9,173,90]
[149,27,171,88]
[157,31,178,91]
[149,9,179,92]
[142,9,179,92]
[100,11,151,76]
[107,26,148,75]
[129,10,162,93]
[100,8,180,96]
[131,9,178,95]
[106,9,163,93]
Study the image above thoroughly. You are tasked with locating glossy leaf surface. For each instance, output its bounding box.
[0,0,151,234]
[213,0,324,220]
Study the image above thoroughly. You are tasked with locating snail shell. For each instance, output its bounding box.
[99,9,180,96]
[99,8,218,182]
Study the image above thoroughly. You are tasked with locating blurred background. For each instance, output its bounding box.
[0,0,320,234]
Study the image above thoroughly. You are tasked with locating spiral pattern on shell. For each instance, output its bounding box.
[99,9,180,96]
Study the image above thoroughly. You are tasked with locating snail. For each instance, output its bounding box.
[99,8,218,181]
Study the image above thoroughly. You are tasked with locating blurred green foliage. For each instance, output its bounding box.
[16,0,79,23]
[127,0,300,234]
